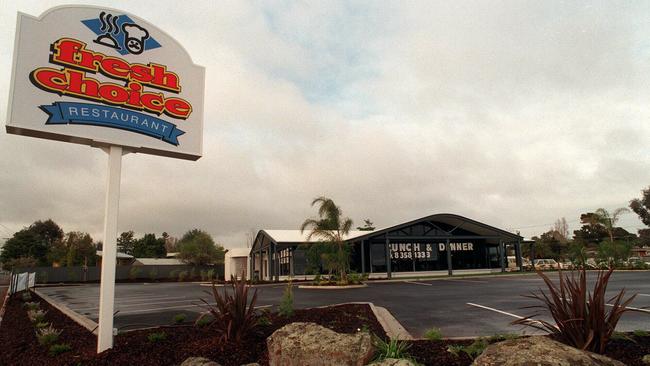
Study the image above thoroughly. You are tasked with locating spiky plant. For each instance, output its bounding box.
[513,268,639,353]
[196,276,259,343]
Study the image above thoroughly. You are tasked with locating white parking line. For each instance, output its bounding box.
[466,303,525,319]
[114,303,272,316]
[606,303,650,313]
[72,297,197,311]
[403,281,432,286]
[638,294,650,297]
[447,279,487,284]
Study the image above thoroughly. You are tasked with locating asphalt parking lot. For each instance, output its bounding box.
[37,271,650,338]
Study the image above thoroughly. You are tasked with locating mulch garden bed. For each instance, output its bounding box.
[0,290,647,366]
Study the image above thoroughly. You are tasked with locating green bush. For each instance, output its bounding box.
[49,343,72,356]
[129,267,142,281]
[178,270,188,282]
[148,268,158,282]
[147,331,167,343]
[172,313,187,324]
[447,338,488,359]
[35,321,50,329]
[424,327,442,341]
[206,269,215,281]
[278,281,294,317]
[373,335,413,361]
[169,269,180,279]
[28,309,47,323]
[24,301,40,311]
[633,329,650,337]
[195,315,213,328]
[200,270,207,281]
[37,325,62,346]
[189,267,197,280]
[257,315,272,326]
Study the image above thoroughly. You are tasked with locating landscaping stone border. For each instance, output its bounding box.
[35,288,99,335]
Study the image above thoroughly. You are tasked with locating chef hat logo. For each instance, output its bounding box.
[121,23,149,55]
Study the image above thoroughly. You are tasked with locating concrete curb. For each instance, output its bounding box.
[35,288,99,335]
[298,284,368,290]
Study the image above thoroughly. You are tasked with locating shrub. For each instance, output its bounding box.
[196,276,258,343]
[634,329,650,337]
[49,343,72,356]
[279,281,294,317]
[206,269,215,281]
[169,269,180,279]
[195,315,213,328]
[512,268,638,354]
[178,270,188,282]
[373,335,413,361]
[447,338,488,359]
[189,267,197,280]
[148,268,158,282]
[147,331,167,343]
[172,313,187,324]
[200,270,207,281]
[22,291,32,301]
[24,301,40,310]
[35,321,50,329]
[313,273,322,285]
[424,327,442,341]
[128,267,142,281]
[37,325,62,346]
[28,309,47,323]
[257,315,272,326]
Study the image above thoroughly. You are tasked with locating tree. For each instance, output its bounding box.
[552,217,569,243]
[0,229,47,266]
[117,231,136,255]
[177,229,224,265]
[300,196,353,283]
[0,219,64,267]
[597,241,631,267]
[567,242,587,267]
[630,186,650,245]
[133,233,167,258]
[29,219,64,248]
[573,213,609,245]
[593,208,630,243]
[63,231,96,266]
[356,219,375,231]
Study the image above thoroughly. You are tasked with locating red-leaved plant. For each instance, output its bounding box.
[513,268,638,354]
[196,276,259,343]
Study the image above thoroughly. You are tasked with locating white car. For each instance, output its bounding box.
[534,258,562,270]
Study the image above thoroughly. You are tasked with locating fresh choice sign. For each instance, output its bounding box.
[6,6,204,160]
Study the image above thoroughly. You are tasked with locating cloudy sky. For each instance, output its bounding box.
[1,1,649,248]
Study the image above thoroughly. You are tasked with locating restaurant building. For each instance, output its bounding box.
[250,213,525,281]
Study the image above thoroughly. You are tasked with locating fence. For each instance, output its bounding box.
[9,271,36,294]
[12,264,224,284]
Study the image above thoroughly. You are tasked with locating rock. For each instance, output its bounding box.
[267,322,375,366]
[366,358,417,366]
[472,336,625,366]
[180,357,221,366]
[642,354,650,365]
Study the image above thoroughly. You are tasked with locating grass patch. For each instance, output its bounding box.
[423,327,442,341]
[49,343,71,356]
[147,331,167,343]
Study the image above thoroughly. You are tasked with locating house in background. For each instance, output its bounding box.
[133,257,184,266]
[96,250,134,266]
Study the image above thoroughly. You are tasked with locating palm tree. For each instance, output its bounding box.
[594,207,629,243]
[300,196,353,283]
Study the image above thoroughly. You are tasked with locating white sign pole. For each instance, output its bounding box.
[97,145,123,353]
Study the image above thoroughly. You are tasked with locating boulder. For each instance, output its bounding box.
[180,357,221,366]
[267,322,375,366]
[366,358,417,366]
[642,354,650,365]
[472,336,625,366]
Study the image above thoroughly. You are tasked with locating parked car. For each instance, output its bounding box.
[506,256,531,271]
[533,258,562,270]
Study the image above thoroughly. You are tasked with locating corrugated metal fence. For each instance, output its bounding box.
[12,264,224,284]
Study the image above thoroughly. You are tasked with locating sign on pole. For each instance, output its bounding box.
[5,6,205,352]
